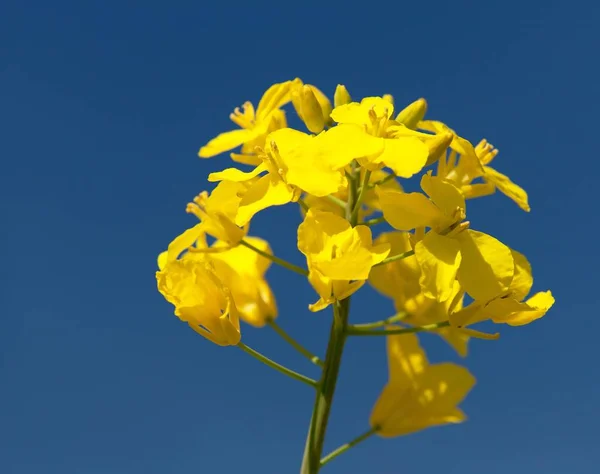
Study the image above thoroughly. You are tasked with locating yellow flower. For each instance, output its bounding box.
[378,173,515,302]
[451,249,554,327]
[298,209,390,311]
[208,237,278,328]
[370,333,475,437]
[208,125,383,225]
[156,225,241,346]
[331,97,430,178]
[185,180,249,245]
[434,132,530,211]
[369,232,470,356]
[198,80,292,165]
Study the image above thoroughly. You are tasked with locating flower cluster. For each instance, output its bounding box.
[156,79,554,472]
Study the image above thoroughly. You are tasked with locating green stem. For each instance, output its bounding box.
[240,239,309,277]
[325,194,347,209]
[373,249,415,267]
[300,161,359,474]
[350,170,371,225]
[360,215,385,227]
[237,342,317,388]
[368,172,397,189]
[351,312,408,330]
[346,321,450,336]
[300,300,350,473]
[298,197,310,212]
[319,427,378,467]
[268,319,324,367]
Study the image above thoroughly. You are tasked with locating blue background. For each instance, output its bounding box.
[2,1,597,473]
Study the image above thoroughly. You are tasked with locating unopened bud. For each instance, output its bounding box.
[425,131,454,166]
[396,98,427,129]
[334,84,352,108]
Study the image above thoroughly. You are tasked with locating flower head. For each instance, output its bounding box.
[156,225,241,346]
[370,333,475,437]
[298,209,390,311]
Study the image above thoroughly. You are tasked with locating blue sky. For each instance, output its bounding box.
[2,1,598,473]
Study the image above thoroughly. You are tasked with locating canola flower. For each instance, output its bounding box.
[156,79,554,473]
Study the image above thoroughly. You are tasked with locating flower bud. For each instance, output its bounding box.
[334,84,352,108]
[292,85,326,134]
[425,131,454,166]
[396,98,427,129]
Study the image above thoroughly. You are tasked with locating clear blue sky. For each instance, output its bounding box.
[2,1,598,473]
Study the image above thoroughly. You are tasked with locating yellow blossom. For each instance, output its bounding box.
[331,97,430,178]
[208,125,383,225]
[298,209,390,311]
[370,333,475,437]
[435,134,530,211]
[156,225,241,346]
[198,80,293,166]
[378,173,515,302]
[158,224,277,329]
[369,232,470,356]
[185,180,249,245]
[451,249,554,328]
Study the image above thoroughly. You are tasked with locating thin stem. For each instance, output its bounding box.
[351,312,409,330]
[237,342,317,388]
[319,427,378,467]
[373,249,415,267]
[368,172,396,189]
[360,216,385,227]
[300,300,350,474]
[346,321,450,336]
[325,194,347,209]
[298,197,310,212]
[268,319,324,367]
[240,239,309,277]
[350,170,371,224]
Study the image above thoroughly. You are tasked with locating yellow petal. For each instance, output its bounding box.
[208,163,267,183]
[369,232,421,302]
[420,173,465,219]
[490,291,554,326]
[255,80,292,120]
[374,137,428,178]
[509,249,533,301]
[415,232,462,302]
[456,230,515,301]
[315,124,385,168]
[235,175,294,226]
[377,188,444,231]
[424,132,454,167]
[164,223,204,264]
[386,333,428,387]
[157,251,168,271]
[483,166,530,212]
[199,129,256,158]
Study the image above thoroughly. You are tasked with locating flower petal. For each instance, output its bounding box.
[208,163,267,183]
[377,188,444,231]
[375,137,429,178]
[415,232,462,302]
[483,166,530,212]
[456,230,515,302]
[199,129,256,158]
[509,249,533,301]
[235,175,294,226]
[420,173,465,219]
